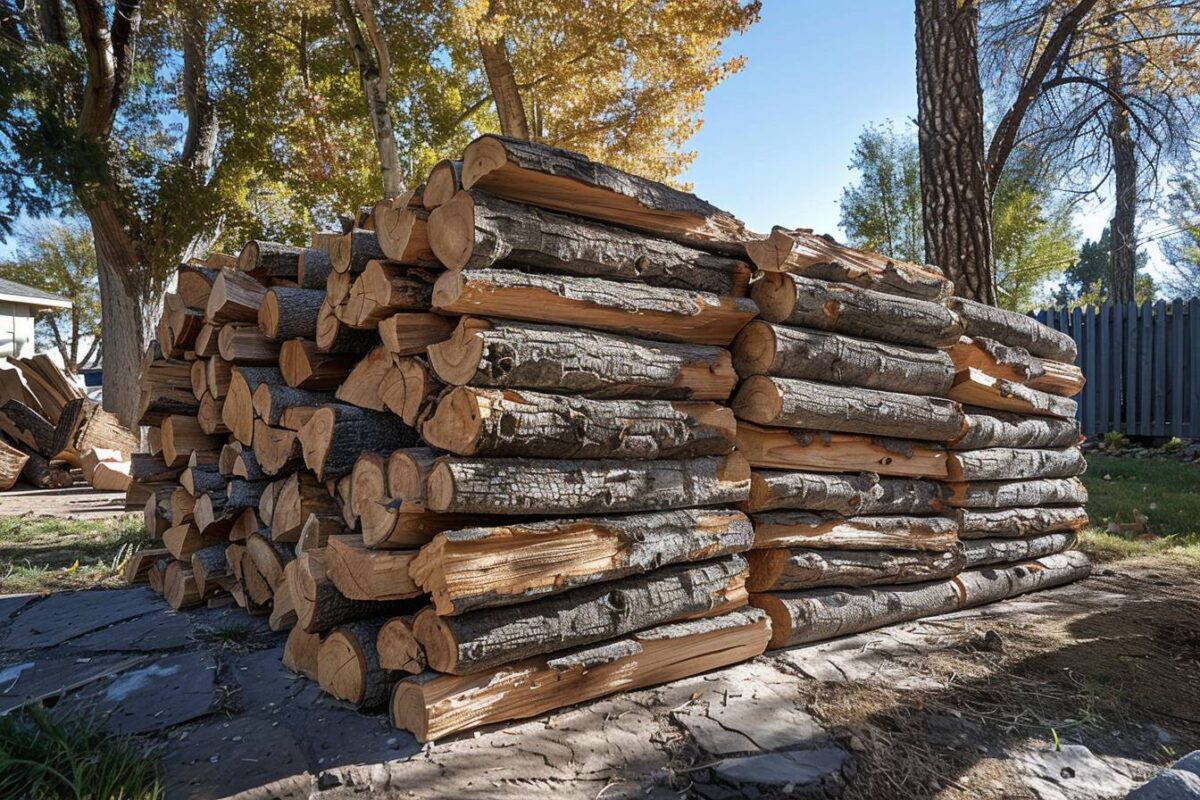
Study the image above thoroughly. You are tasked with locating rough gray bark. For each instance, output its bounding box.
[299,247,334,290]
[957,506,1089,539]
[238,240,302,278]
[947,298,1077,362]
[754,550,1091,648]
[260,287,325,340]
[331,228,386,274]
[747,547,964,591]
[734,375,966,441]
[131,453,183,484]
[752,272,964,348]
[426,454,749,515]
[252,384,337,427]
[961,532,1077,568]
[320,619,400,709]
[427,317,736,401]
[181,463,224,496]
[294,551,414,634]
[433,268,758,346]
[410,508,753,615]
[732,321,954,395]
[952,408,1081,450]
[429,190,750,295]
[951,337,1083,396]
[190,544,229,595]
[947,477,1088,509]
[750,512,959,551]
[299,404,420,481]
[1107,55,1137,305]
[744,471,948,515]
[225,479,269,510]
[948,447,1086,481]
[421,386,735,459]
[414,555,747,674]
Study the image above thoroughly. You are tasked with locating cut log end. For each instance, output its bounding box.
[427,190,475,270]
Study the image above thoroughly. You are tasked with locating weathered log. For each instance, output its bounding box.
[180,463,223,496]
[205,357,232,399]
[952,408,1081,450]
[0,400,56,456]
[422,386,736,459]
[299,405,420,481]
[743,227,952,301]
[163,521,226,560]
[433,269,758,346]
[946,477,1089,509]
[171,484,196,522]
[325,534,422,601]
[423,159,462,210]
[410,508,753,615]
[428,190,750,295]
[163,563,205,610]
[460,134,748,252]
[948,368,1078,419]
[196,393,228,436]
[269,572,298,631]
[192,323,220,358]
[326,269,353,306]
[427,317,737,401]
[130,453,183,484]
[189,359,207,401]
[735,422,949,479]
[252,384,336,427]
[414,555,747,675]
[752,272,964,348]
[944,336,1085,397]
[258,287,325,340]
[747,547,964,592]
[280,339,357,390]
[238,240,302,278]
[123,547,172,585]
[744,471,948,515]
[377,616,426,674]
[298,247,334,290]
[391,608,771,742]
[946,447,1086,482]
[425,453,749,516]
[961,532,1077,567]
[957,506,1089,538]
[387,447,436,502]
[329,228,385,275]
[948,297,1077,362]
[226,479,268,510]
[206,270,268,325]
[751,511,959,551]
[246,532,294,590]
[240,550,274,607]
[222,366,283,446]
[318,620,400,709]
[733,375,966,441]
[378,313,456,356]
[732,320,955,395]
[751,550,1091,648]
[292,550,415,634]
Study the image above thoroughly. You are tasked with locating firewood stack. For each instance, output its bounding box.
[731,231,1090,649]
[123,134,1091,742]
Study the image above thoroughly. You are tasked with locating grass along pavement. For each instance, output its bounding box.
[0,514,152,594]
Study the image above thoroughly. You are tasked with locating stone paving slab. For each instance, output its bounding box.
[82,651,219,734]
[0,652,145,713]
[163,716,313,800]
[3,587,159,648]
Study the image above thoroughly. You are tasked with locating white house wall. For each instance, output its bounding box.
[0,301,35,359]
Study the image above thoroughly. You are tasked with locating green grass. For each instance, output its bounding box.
[0,703,161,799]
[0,514,152,595]
[1079,454,1200,563]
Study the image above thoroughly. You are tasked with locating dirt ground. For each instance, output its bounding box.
[0,485,127,519]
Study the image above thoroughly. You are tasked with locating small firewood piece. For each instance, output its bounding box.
[391,608,771,743]
[335,475,356,528]
[946,447,1086,482]
[374,194,436,264]
[318,620,399,709]
[410,508,752,617]
[948,368,1078,419]
[270,572,298,631]
[377,313,456,356]
[0,438,30,490]
[948,297,1077,362]
[429,190,750,296]
[164,562,206,610]
[161,415,223,468]
[426,317,737,401]
[292,550,413,634]
[123,547,171,584]
[192,494,234,535]
[733,375,966,442]
[433,269,757,346]
[130,453,183,484]
[270,472,340,543]
[387,447,436,502]
[223,366,283,445]
[163,293,205,353]
[241,550,273,606]
[422,159,462,210]
[315,301,379,354]
[229,507,260,542]
[329,228,384,274]
[747,547,964,592]
[189,360,207,401]
[0,400,57,455]
[378,358,440,425]
[743,227,952,300]
[326,534,421,601]
[298,247,334,290]
[952,409,1081,450]
[735,422,949,479]
[342,261,435,329]
[252,384,336,427]
[326,270,353,306]
[246,531,294,590]
[253,421,305,475]
[177,264,220,309]
[206,270,268,325]
[944,336,1085,397]
[142,489,171,536]
[299,405,419,481]
[180,462,223,496]
[961,532,1078,568]
[226,478,269,510]
[217,324,281,365]
[422,386,735,459]
[752,272,964,348]
[750,512,959,551]
[377,616,426,674]
[744,471,948,515]
[196,393,228,436]
[205,357,233,399]
[333,345,394,412]
[163,521,226,560]
[425,453,749,516]
[147,558,170,594]
[258,287,326,340]
[191,544,231,596]
[957,506,1089,539]
[280,339,357,390]
[282,624,321,679]
[297,512,345,554]
[239,240,302,278]
[148,427,162,456]
[193,323,220,357]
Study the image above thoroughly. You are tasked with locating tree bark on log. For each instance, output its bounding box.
[391,608,770,743]
[299,404,420,481]
[946,447,1086,481]
[315,301,380,355]
[751,272,964,348]
[413,555,748,675]
[325,534,422,601]
[428,190,750,295]
[744,471,948,515]
[747,547,964,592]
[293,550,416,634]
[945,337,1084,397]
[947,298,1077,363]
[733,376,966,441]
[329,228,385,274]
[948,368,1078,419]
[253,421,306,476]
[752,550,1091,648]
[410,508,753,615]
[206,271,268,325]
[957,506,1089,539]
[952,408,1081,450]
[732,320,954,395]
[223,367,283,446]
[252,384,336,427]
[425,453,750,516]
[258,287,326,340]
[280,340,357,390]
[422,386,735,459]
[735,422,949,479]
[238,240,302,279]
[217,324,282,365]
[426,317,737,401]
[750,512,959,551]
[961,532,1077,568]
[298,247,334,290]
[318,619,399,709]
[433,269,758,346]
[946,477,1088,509]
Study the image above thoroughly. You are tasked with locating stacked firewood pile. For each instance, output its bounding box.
[124,134,1090,741]
[735,234,1090,648]
[0,355,136,491]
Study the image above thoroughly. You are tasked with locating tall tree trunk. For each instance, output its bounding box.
[478,0,530,139]
[336,0,403,198]
[1107,56,1137,304]
[915,0,996,305]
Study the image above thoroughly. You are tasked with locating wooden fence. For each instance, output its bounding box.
[1033,299,1200,439]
